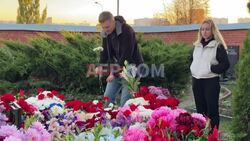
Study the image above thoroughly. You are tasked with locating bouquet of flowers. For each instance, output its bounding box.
[25,89,65,111]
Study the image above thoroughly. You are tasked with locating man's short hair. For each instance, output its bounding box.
[98,11,114,23]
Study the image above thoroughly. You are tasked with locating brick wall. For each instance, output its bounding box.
[0,30,97,43]
[0,29,247,48]
[143,29,247,48]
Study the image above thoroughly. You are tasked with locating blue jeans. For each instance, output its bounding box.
[104,76,130,106]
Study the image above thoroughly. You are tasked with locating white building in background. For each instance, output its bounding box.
[212,18,228,24]
[238,18,250,23]
[0,20,16,24]
[79,20,90,26]
[134,18,169,26]
[134,18,152,26]
[45,17,53,24]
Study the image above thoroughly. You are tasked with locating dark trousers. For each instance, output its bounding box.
[192,76,220,129]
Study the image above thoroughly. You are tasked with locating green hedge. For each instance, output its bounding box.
[232,31,250,141]
[0,32,100,95]
[138,35,192,95]
[0,33,191,97]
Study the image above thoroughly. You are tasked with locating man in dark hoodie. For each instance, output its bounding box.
[98,11,143,106]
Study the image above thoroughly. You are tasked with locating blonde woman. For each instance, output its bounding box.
[190,19,230,129]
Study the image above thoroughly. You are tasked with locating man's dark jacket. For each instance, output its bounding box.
[99,18,143,67]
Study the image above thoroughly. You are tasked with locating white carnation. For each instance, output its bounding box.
[124,97,149,106]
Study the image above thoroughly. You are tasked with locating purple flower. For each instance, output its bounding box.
[30,122,45,132]
[29,122,51,141]
[19,122,52,141]
[0,114,8,127]
[0,105,6,112]
[191,113,206,123]
[149,86,163,95]
[0,125,18,138]
[4,136,22,141]
[148,86,171,98]
[0,105,8,126]
[25,128,41,141]
[111,114,133,128]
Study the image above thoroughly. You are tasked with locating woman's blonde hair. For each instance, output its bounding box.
[195,19,227,49]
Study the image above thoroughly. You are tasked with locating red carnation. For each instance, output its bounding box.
[177,125,190,135]
[102,96,109,101]
[17,99,36,114]
[176,113,193,135]
[86,107,98,113]
[37,88,45,93]
[192,125,203,137]
[123,109,131,117]
[96,101,103,108]
[133,92,142,97]
[158,117,168,129]
[51,90,58,95]
[143,105,151,109]
[165,97,180,108]
[85,116,97,129]
[1,93,15,103]
[21,123,24,129]
[38,94,45,100]
[139,86,149,96]
[129,104,137,111]
[143,93,156,102]
[1,102,11,111]
[47,93,54,98]
[76,117,97,130]
[106,110,118,119]
[208,127,220,141]
[193,118,206,129]
[75,121,85,127]
[152,99,165,109]
[66,100,85,111]
[151,135,174,141]
[19,89,25,97]
[56,94,65,100]
[176,113,193,125]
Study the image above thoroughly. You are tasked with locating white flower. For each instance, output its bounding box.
[34,111,44,120]
[124,97,149,106]
[25,91,65,111]
[25,97,37,104]
[127,64,137,78]
[138,105,153,118]
[100,127,112,136]
[39,90,51,95]
[131,66,137,78]
[77,112,99,121]
[130,122,147,129]
[74,132,95,141]
[108,103,114,108]
[93,46,103,52]
[93,100,99,105]
[121,66,128,81]
[106,113,111,120]
[130,105,153,121]
[50,105,64,116]
[100,136,122,141]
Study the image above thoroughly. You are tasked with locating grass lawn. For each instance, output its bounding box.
[220,118,233,141]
